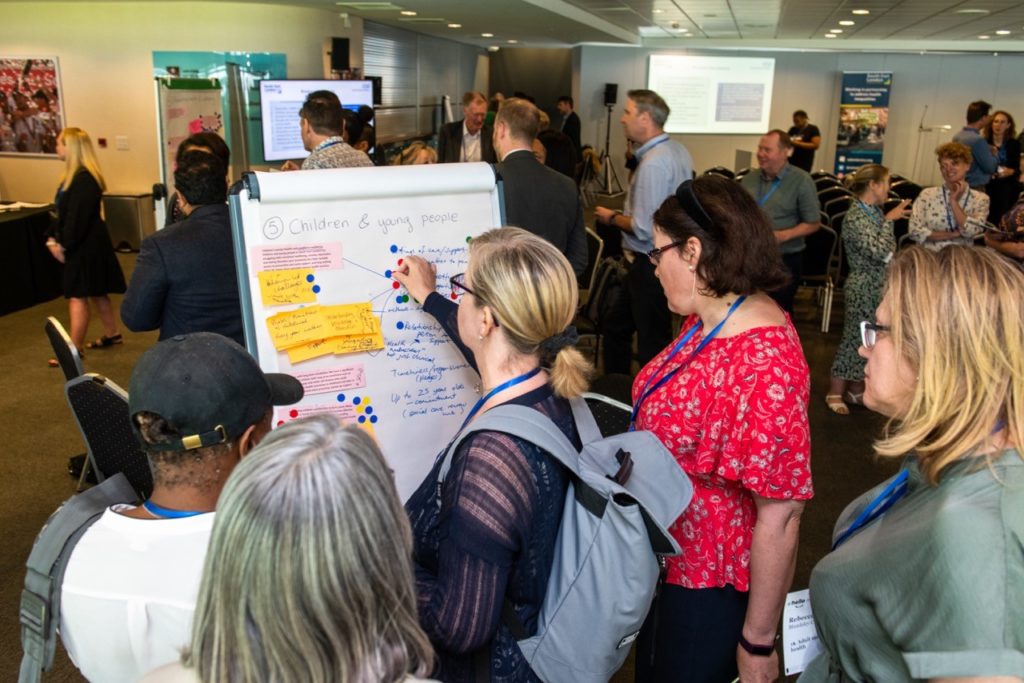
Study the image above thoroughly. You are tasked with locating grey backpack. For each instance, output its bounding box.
[19,473,137,683]
[439,396,693,683]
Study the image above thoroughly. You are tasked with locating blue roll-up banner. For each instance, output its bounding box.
[834,72,893,177]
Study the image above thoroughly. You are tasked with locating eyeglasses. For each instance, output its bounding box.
[450,272,475,298]
[647,240,686,265]
[860,321,890,348]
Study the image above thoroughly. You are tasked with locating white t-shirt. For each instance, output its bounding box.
[60,505,214,683]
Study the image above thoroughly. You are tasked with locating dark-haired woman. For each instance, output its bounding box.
[984,110,1022,224]
[634,176,812,683]
[826,164,908,415]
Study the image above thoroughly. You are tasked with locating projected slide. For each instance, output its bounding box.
[648,56,775,134]
[260,80,374,161]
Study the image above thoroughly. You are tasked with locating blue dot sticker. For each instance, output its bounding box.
[396,321,405,330]
[353,396,361,405]
[390,244,398,253]
[305,274,315,283]
[336,393,346,402]
[384,269,392,278]
[370,415,378,424]
[312,285,321,294]
[358,415,366,424]
[365,406,373,415]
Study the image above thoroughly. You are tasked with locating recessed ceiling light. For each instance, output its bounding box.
[830,28,843,33]
[507,39,518,44]
[481,32,494,37]
[955,8,990,13]
[825,33,837,38]
[447,23,461,28]
[839,20,855,26]
[978,34,991,39]
[653,8,663,13]
[852,9,869,15]
[487,46,500,52]
[996,29,1011,35]
[400,10,416,16]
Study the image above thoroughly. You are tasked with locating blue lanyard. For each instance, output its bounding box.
[630,295,747,430]
[460,366,542,431]
[316,140,343,153]
[757,168,788,207]
[942,186,970,232]
[831,469,909,550]
[857,199,884,222]
[142,500,208,519]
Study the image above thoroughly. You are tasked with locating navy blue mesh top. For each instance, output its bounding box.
[406,293,576,682]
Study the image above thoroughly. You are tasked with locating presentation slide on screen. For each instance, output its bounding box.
[648,55,775,134]
[260,80,374,161]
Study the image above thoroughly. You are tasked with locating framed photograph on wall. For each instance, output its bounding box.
[0,56,65,156]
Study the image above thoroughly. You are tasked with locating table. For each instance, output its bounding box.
[0,204,63,316]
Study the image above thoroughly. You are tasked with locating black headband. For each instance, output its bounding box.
[675,180,715,233]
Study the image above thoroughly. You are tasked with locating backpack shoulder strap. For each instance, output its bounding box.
[438,404,581,486]
[19,473,137,683]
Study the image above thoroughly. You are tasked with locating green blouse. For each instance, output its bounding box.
[800,449,1024,681]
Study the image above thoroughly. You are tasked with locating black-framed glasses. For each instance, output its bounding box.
[647,240,686,265]
[450,272,475,298]
[860,321,890,348]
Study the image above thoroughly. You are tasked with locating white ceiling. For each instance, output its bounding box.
[322,0,1024,50]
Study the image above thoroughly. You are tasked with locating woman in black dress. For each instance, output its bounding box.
[983,110,1022,224]
[46,127,126,355]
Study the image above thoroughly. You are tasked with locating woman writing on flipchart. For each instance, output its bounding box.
[395,227,591,682]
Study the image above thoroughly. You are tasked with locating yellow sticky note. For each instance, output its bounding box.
[258,269,317,307]
[265,306,330,350]
[330,330,385,355]
[286,338,334,364]
[321,303,380,337]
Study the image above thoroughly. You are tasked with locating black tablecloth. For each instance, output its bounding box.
[0,204,63,316]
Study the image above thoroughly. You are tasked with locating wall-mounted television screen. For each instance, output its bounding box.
[259,79,374,161]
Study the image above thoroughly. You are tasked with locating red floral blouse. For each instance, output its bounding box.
[632,316,813,591]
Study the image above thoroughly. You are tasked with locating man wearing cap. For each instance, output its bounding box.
[58,333,303,682]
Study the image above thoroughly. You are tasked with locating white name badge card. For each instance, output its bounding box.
[782,589,824,675]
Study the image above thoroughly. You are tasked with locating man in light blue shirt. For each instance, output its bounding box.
[952,100,998,190]
[595,89,692,374]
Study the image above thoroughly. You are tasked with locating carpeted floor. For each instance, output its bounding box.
[0,251,898,682]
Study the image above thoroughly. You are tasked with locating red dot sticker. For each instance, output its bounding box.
[392,281,400,289]
[289,409,298,418]
[277,420,285,427]
[397,258,404,266]
[451,292,458,300]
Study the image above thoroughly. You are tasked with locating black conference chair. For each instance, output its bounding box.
[734,167,752,180]
[811,171,838,181]
[815,177,844,193]
[575,257,627,364]
[800,224,839,333]
[65,374,153,500]
[578,228,604,305]
[45,317,84,383]
[703,166,735,179]
[582,392,632,437]
[823,194,853,222]
[890,180,922,202]
[818,186,852,208]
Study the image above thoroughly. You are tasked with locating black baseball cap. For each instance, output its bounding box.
[129,333,303,452]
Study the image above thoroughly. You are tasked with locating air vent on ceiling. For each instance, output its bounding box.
[399,17,448,23]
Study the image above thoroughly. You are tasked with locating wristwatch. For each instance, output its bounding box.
[738,633,777,657]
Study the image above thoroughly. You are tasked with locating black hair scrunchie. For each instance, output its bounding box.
[539,325,579,357]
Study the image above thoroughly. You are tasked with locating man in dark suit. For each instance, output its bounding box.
[556,95,582,155]
[437,91,496,163]
[494,97,587,277]
[121,151,244,345]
